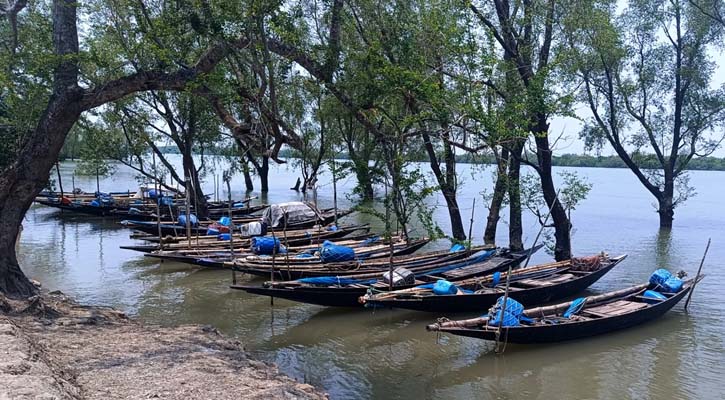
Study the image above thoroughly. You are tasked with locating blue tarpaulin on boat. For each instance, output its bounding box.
[488,297,526,327]
[433,280,459,295]
[251,237,280,255]
[320,241,355,263]
[178,213,198,227]
[297,277,378,286]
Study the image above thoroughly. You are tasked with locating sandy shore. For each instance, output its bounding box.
[0,291,326,399]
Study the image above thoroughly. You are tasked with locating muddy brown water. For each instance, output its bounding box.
[18,159,725,399]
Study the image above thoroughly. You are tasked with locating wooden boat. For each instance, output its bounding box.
[229,244,496,279]
[426,275,701,343]
[141,233,405,265]
[122,208,351,236]
[196,238,431,270]
[119,224,370,253]
[35,194,265,220]
[361,254,626,312]
[229,247,539,307]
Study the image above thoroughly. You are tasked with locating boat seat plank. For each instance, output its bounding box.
[583,300,648,318]
[516,274,575,287]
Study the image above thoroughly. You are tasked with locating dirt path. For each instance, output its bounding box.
[0,292,326,400]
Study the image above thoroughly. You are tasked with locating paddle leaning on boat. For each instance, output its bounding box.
[426,268,701,344]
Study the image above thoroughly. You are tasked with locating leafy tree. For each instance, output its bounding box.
[467,0,577,260]
[567,0,725,227]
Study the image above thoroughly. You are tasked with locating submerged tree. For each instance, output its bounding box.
[568,0,725,227]
[468,0,576,260]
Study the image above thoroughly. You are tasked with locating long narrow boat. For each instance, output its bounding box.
[122,208,351,236]
[36,196,266,220]
[230,247,539,307]
[227,244,495,279]
[120,224,370,253]
[426,275,701,343]
[143,234,412,266]
[360,254,626,312]
[195,238,431,270]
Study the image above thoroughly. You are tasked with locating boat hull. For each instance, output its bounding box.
[366,258,623,313]
[435,284,691,343]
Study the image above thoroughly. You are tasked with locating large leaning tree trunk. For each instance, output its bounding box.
[0,0,249,297]
[0,0,83,297]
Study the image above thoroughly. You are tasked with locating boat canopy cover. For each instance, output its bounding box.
[262,202,321,228]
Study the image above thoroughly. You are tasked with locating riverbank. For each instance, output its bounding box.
[0,291,326,400]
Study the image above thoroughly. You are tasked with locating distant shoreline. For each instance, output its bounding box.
[59,152,725,173]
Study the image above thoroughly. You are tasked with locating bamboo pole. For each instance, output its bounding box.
[185,177,192,249]
[332,156,338,227]
[467,198,476,254]
[684,238,711,311]
[495,189,559,354]
[55,162,64,213]
[152,153,162,250]
[226,177,236,285]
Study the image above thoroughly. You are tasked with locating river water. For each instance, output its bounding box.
[18,159,725,399]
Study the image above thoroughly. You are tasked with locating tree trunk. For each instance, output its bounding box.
[0,0,82,297]
[533,130,571,261]
[182,151,208,218]
[243,166,254,192]
[259,155,269,193]
[443,190,466,240]
[346,138,374,201]
[507,142,524,251]
[0,216,36,298]
[422,132,466,240]
[354,165,374,201]
[484,148,509,245]
[0,96,82,298]
[658,183,674,228]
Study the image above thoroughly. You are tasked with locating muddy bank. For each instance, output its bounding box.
[0,292,326,399]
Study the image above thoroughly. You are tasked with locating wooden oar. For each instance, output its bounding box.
[684,238,711,311]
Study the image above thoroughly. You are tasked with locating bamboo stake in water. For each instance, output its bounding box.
[495,190,559,354]
[283,209,291,280]
[684,238,711,311]
[467,198,476,255]
[55,162,64,214]
[332,157,338,227]
[184,176,192,249]
[153,153,163,250]
[226,177,236,285]
[270,224,277,306]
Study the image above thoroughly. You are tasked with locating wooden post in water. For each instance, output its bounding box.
[270,224,277,306]
[55,161,64,199]
[152,153,162,250]
[226,177,236,285]
[96,167,100,193]
[184,176,192,249]
[684,238,711,311]
[385,183,394,291]
[332,156,338,227]
[283,209,290,280]
[467,198,476,254]
[495,190,559,354]
[191,179,200,246]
